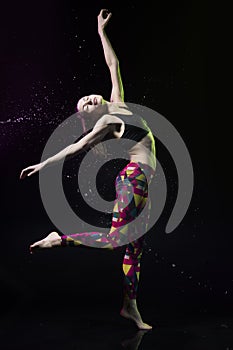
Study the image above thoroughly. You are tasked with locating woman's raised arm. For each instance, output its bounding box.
[97,9,124,103]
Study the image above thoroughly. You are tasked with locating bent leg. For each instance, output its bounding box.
[60,163,149,250]
[30,162,152,253]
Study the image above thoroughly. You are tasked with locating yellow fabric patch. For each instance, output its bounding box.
[136,174,146,181]
[134,194,142,206]
[123,264,131,275]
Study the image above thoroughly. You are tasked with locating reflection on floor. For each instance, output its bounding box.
[1,306,232,349]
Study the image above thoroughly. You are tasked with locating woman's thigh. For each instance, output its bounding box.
[108,163,149,244]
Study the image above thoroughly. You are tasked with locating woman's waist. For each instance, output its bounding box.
[119,159,156,181]
[129,155,156,173]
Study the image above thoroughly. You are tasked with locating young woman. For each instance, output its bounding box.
[20,9,156,330]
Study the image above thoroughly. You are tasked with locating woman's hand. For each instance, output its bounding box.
[20,162,45,180]
[98,9,112,34]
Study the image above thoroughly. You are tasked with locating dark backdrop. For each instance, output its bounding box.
[1,0,230,323]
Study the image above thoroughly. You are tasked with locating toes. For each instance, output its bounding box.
[29,239,44,253]
[136,321,152,330]
[140,323,152,330]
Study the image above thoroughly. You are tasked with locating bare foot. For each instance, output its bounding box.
[30,231,61,254]
[120,301,152,330]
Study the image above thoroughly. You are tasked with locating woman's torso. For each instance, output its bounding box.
[102,103,156,171]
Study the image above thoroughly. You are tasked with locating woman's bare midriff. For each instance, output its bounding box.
[128,136,156,171]
[101,109,156,171]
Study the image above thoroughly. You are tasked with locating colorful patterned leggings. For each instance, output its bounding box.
[60,162,155,299]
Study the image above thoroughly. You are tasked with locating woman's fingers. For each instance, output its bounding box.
[105,12,112,22]
[27,171,34,177]
[20,170,28,179]
[20,166,34,179]
[20,168,28,179]
[20,171,27,179]
[100,9,108,16]
[99,9,111,20]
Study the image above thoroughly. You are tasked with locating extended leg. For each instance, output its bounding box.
[56,163,149,250]
[30,163,152,254]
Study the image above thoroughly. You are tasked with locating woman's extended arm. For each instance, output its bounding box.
[20,119,114,179]
[97,9,124,102]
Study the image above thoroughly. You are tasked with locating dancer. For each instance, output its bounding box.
[20,9,156,330]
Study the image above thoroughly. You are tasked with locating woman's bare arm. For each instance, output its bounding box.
[20,119,114,179]
[98,9,124,102]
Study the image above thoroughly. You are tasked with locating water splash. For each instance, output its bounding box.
[0,80,76,150]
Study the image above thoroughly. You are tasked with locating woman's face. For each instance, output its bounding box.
[77,94,104,112]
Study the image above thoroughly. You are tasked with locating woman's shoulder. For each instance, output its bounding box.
[94,103,143,126]
[98,113,125,125]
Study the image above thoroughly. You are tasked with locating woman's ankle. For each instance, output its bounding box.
[123,295,137,308]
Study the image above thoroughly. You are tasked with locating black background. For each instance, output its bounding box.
[1,0,232,346]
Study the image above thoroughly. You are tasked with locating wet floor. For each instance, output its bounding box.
[1,305,232,350]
